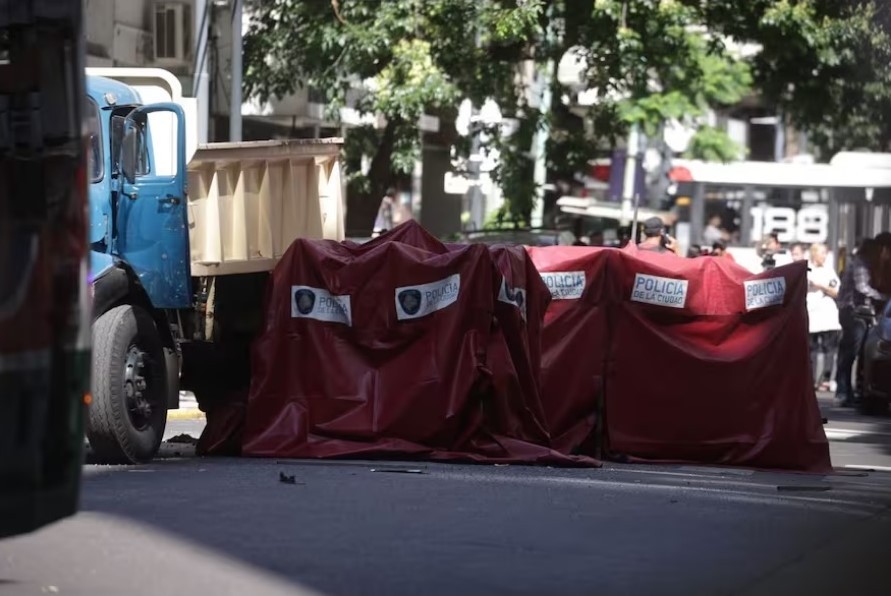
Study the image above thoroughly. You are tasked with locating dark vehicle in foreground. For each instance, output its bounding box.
[861,300,891,415]
[0,0,89,538]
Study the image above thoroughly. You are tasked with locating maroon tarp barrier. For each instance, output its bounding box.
[525,247,617,455]
[604,246,831,472]
[484,245,552,446]
[346,223,566,458]
[243,239,495,458]
[242,227,594,465]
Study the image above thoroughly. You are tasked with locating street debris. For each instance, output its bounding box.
[776,485,832,492]
[279,472,304,485]
[166,434,198,445]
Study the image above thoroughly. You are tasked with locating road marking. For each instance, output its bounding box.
[843,464,891,473]
[824,428,867,440]
[824,427,891,440]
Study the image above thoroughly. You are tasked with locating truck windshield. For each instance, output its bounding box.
[86,97,102,182]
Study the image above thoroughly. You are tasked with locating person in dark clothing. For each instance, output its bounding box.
[835,238,888,406]
[637,217,679,255]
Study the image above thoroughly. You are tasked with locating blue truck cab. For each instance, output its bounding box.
[85,75,190,463]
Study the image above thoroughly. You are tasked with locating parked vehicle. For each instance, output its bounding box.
[1,0,89,538]
[85,69,344,464]
[860,300,891,415]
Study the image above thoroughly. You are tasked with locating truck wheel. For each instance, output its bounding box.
[87,305,168,464]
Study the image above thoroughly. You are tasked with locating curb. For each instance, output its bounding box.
[167,409,206,421]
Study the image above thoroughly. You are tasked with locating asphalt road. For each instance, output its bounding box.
[2,396,891,596]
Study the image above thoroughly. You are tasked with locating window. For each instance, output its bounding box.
[111,112,150,179]
[153,3,192,63]
[86,97,103,183]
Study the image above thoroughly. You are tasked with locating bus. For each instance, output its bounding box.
[0,0,89,538]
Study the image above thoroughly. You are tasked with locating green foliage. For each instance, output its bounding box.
[244,0,542,217]
[690,0,891,156]
[243,0,891,231]
[685,126,744,162]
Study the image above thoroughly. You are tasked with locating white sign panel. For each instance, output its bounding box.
[395,274,461,321]
[631,274,688,309]
[291,286,352,326]
[540,271,586,300]
[744,277,786,311]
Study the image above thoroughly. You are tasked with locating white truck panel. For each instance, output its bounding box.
[187,139,345,277]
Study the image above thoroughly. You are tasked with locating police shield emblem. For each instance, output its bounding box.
[294,288,316,315]
[398,289,422,316]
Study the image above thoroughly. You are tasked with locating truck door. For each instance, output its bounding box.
[115,103,190,309]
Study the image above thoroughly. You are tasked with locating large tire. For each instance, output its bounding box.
[87,305,168,464]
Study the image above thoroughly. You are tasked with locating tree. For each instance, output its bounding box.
[243,0,543,235]
[690,0,891,157]
[243,0,891,234]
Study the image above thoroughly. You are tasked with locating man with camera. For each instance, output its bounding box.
[637,217,680,255]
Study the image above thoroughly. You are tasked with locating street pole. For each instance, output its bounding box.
[463,14,484,233]
[192,0,210,144]
[229,0,242,142]
[531,3,556,230]
[531,59,554,230]
[621,123,640,229]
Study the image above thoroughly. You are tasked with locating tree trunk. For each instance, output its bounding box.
[345,120,399,237]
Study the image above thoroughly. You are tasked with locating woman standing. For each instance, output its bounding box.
[806,244,841,391]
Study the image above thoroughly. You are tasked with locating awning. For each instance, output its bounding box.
[556,197,672,223]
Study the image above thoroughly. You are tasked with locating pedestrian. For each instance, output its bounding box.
[373,188,396,234]
[637,217,679,255]
[703,214,726,245]
[874,232,891,295]
[759,232,783,270]
[835,238,888,407]
[791,243,807,262]
[807,243,841,392]
[711,240,736,262]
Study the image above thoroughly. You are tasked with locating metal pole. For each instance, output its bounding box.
[192,0,210,144]
[630,192,641,242]
[621,124,640,226]
[774,112,784,162]
[229,0,242,142]
[463,18,482,231]
[741,184,754,245]
[691,182,705,244]
[531,4,555,229]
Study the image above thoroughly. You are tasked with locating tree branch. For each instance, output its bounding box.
[331,0,346,24]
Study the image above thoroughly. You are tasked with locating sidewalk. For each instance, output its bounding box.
[167,391,205,421]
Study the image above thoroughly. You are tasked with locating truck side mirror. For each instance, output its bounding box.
[121,126,138,185]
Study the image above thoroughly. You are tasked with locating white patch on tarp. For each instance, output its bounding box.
[631,273,688,309]
[291,285,352,326]
[498,277,528,320]
[744,277,786,311]
[395,274,461,321]
[540,271,586,300]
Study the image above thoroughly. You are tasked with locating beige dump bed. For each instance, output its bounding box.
[187,138,344,277]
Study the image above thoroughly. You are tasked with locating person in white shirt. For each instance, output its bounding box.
[807,243,841,391]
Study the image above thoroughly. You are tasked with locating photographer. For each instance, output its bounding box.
[637,217,680,255]
[835,238,888,407]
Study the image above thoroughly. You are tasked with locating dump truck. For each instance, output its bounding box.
[85,68,344,463]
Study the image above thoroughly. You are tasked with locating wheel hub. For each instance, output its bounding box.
[124,345,153,428]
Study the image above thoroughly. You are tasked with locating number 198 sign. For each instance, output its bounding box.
[750,206,828,244]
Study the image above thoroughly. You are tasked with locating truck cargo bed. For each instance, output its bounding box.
[187,139,344,277]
